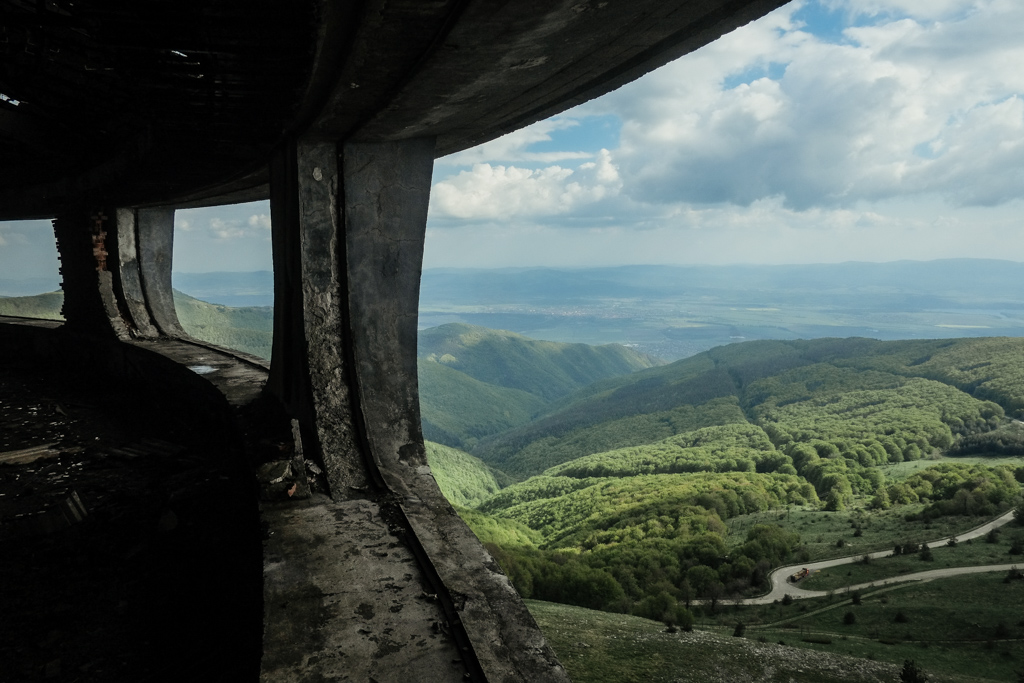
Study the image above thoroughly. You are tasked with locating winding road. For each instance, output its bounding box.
[736,509,1019,605]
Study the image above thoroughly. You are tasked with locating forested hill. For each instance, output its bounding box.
[448,334,1023,636]
[0,289,274,359]
[417,322,660,449]
[474,336,1024,478]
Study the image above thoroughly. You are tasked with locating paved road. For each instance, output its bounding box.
[735,509,1018,605]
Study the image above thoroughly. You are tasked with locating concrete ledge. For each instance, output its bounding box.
[261,498,467,682]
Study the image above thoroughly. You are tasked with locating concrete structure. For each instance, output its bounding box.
[0,1,788,680]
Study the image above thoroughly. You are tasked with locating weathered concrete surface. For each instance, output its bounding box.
[261,137,571,681]
[261,499,467,682]
[115,207,160,338]
[136,207,185,337]
[341,139,571,682]
[267,140,369,494]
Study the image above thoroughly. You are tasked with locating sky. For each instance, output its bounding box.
[3,0,1024,278]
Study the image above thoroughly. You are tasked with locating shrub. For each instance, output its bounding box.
[733,622,746,638]
[1012,539,1024,556]
[781,594,794,606]
[895,611,909,623]
[851,591,861,605]
[843,611,856,625]
[919,545,934,561]
[987,529,1002,544]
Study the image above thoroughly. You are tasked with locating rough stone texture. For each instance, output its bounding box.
[261,499,467,683]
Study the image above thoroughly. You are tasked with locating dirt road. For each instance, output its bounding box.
[737,509,1018,605]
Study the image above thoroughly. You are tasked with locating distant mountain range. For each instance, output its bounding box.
[7,259,1024,362]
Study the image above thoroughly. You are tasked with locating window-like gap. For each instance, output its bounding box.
[171,200,274,359]
[0,219,62,320]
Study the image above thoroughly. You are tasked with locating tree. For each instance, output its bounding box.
[733,622,746,637]
[843,611,856,625]
[919,545,934,561]
[900,659,929,683]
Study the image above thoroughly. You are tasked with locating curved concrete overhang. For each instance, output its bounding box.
[1,1,793,680]
[0,0,787,217]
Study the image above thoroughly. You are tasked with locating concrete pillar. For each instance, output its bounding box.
[265,138,571,682]
[115,208,161,339]
[53,208,131,339]
[52,206,182,340]
[136,207,185,337]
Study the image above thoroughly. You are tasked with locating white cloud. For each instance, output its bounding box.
[430,149,621,220]
[824,0,981,22]
[209,217,245,240]
[597,0,1024,210]
[178,219,193,232]
[441,117,594,166]
[424,1,1024,267]
[248,214,272,230]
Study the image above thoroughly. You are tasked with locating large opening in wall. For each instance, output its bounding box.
[171,200,274,359]
[0,219,62,320]
[418,2,1024,678]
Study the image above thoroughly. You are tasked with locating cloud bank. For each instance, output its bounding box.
[426,0,1024,267]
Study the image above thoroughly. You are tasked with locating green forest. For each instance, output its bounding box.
[417,323,658,450]
[6,287,1024,679]
[0,290,274,359]
[424,334,1024,649]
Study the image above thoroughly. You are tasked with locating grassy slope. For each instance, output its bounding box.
[417,322,661,449]
[418,322,660,400]
[702,572,1024,682]
[172,290,273,359]
[475,337,1024,477]
[527,599,913,683]
[418,361,547,450]
[424,440,508,508]
[0,291,63,320]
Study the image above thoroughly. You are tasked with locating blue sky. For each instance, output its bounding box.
[4,0,1024,280]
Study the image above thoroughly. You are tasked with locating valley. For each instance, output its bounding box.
[3,266,1024,681]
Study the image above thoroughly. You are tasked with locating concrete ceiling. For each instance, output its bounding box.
[0,0,788,219]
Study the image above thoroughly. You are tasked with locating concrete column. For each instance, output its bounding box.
[115,208,160,338]
[136,207,185,337]
[265,138,571,683]
[52,208,131,339]
[268,140,367,492]
[340,139,433,493]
